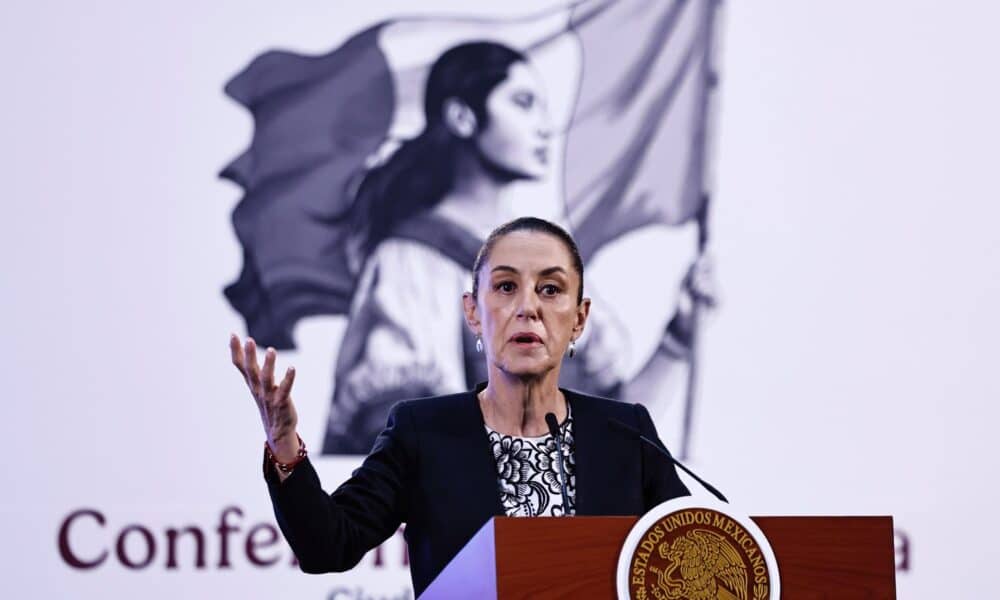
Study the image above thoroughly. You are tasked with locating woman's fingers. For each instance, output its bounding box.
[231,334,296,437]
[231,334,269,419]
[277,366,296,403]
[244,337,262,393]
[261,347,276,393]
[269,367,298,437]
[685,253,718,308]
[229,333,246,375]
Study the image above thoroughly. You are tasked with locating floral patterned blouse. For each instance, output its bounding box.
[485,405,576,517]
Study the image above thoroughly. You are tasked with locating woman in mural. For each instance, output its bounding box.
[321,41,711,454]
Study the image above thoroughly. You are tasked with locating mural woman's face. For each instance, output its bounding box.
[464,230,589,380]
[475,62,552,180]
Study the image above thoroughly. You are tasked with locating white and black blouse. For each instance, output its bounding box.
[485,405,576,517]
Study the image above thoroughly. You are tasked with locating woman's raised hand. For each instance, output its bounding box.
[682,252,718,309]
[229,334,300,462]
[662,253,719,352]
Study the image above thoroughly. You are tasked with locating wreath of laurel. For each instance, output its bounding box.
[753,582,769,600]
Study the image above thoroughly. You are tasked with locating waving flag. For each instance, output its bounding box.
[221,26,393,349]
[563,0,718,259]
[221,1,719,349]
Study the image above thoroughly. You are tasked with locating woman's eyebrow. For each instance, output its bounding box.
[491,266,566,276]
[491,265,519,274]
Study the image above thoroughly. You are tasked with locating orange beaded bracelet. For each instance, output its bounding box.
[265,435,307,474]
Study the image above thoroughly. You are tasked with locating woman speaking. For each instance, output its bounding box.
[229,217,689,596]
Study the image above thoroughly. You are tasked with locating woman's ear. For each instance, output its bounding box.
[443,98,478,139]
[462,292,481,334]
[573,297,592,338]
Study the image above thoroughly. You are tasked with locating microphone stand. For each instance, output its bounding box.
[608,418,728,503]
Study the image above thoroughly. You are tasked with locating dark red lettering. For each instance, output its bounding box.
[245,523,281,567]
[116,525,155,569]
[165,526,206,569]
[216,506,242,568]
[894,528,910,572]
[58,509,108,569]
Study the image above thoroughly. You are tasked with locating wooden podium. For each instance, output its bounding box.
[421,516,896,599]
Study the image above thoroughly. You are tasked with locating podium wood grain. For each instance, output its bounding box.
[421,516,897,599]
[494,517,635,598]
[754,516,897,599]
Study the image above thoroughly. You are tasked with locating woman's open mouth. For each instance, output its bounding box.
[510,332,543,346]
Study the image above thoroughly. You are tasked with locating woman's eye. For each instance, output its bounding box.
[540,284,560,296]
[513,92,534,110]
[496,281,516,293]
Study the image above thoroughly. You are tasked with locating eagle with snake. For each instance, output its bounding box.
[648,528,749,600]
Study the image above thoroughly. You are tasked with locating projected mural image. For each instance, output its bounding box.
[221,0,720,455]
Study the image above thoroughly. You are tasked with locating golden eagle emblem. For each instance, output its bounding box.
[649,529,749,600]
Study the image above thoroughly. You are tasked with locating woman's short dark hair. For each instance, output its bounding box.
[471,217,585,305]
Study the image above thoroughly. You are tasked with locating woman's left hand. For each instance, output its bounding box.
[663,253,718,351]
[682,252,718,310]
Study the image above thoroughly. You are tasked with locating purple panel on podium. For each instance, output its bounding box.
[420,520,497,599]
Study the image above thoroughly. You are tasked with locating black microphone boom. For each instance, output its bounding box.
[545,412,573,516]
[607,418,728,504]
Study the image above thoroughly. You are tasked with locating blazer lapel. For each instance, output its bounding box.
[566,390,606,516]
[449,387,506,518]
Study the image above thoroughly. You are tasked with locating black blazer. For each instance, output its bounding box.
[264,387,689,597]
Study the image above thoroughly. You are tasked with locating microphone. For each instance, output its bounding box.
[545,412,573,516]
[608,418,729,504]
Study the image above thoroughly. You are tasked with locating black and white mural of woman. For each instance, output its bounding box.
[222,3,718,455]
[326,41,709,454]
[324,42,561,452]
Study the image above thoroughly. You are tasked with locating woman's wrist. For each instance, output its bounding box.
[266,433,305,469]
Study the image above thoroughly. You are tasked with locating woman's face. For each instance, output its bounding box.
[464,230,589,380]
[475,62,552,179]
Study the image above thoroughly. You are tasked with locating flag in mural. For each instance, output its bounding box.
[221,0,720,454]
[563,0,717,259]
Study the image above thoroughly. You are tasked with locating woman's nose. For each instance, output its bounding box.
[537,109,553,140]
[537,120,553,140]
[516,289,541,319]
